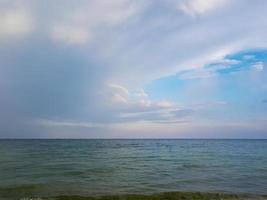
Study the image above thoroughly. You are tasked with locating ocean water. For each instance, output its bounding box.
[0,139,267,198]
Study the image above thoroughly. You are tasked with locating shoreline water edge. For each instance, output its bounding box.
[1,191,267,200]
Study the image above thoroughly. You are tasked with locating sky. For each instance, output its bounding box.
[0,0,267,138]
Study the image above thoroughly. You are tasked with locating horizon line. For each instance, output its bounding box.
[0,138,267,140]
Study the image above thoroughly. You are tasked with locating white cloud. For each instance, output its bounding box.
[213,58,240,65]
[177,57,242,80]
[51,25,90,45]
[252,61,264,71]
[72,0,138,26]
[177,0,228,16]
[109,83,129,96]
[35,118,103,128]
[102,83,191,123]
[108,83,129,103]
[50,0,140,45]
[0,9,33,38]
[36,83,190,125]
[90,0,267,87]
[155,101,174,108]
[135,89,148,98]
[179,69,216,80]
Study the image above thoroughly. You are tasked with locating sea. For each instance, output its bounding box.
[0,139,267,199]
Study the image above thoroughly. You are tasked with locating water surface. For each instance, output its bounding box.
[0,139,266,198]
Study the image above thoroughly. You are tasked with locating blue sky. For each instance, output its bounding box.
[0,0,267,138]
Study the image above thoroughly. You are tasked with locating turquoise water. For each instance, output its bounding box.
[0,139,267,198]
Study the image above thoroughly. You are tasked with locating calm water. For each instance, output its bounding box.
[0,139,267,198]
